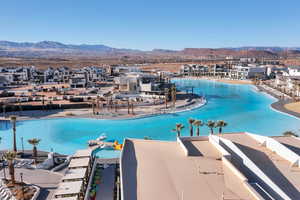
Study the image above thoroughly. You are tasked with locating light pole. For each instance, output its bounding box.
[20,172,24,200]
[51,148,55,166]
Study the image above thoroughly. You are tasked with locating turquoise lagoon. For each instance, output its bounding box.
[1,79,300,157]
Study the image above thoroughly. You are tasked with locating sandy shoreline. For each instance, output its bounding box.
[176,76,253,85]
[256,85,300,119]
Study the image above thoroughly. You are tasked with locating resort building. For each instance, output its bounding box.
[120,132,300,200]
[229,65,267,80]
[120,137,263,200]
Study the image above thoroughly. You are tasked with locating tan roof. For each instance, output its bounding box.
[222,133,300,200]
[62,168,87,181]
[54,181,83,197]
[72,149,93,158]
[68,157,90,168]
[121,139,254,200]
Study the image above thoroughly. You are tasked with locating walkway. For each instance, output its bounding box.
[96,165,116,200]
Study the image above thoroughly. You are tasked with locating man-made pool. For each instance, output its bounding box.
[1,79,300,157]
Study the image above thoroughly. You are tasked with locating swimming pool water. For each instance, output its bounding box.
[1,79,300,157]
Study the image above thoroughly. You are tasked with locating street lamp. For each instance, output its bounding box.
[51,148,55,166]
[20,172,24,200]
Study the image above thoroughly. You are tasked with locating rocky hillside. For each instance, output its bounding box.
[0,40,300,59]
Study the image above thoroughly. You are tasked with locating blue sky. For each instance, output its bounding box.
[0,0,299,50]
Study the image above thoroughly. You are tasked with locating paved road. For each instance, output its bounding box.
[1,167,63,200]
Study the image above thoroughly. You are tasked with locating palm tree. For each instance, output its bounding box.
[172,123,184,137]
[92,99,96,115]
[206,120,216,135]
[216,120,228,135]
[127,100,130,114]
[131,100,134,115]
[3,151,16,184]
[188,118,195,136]
[283,131,299,137]
[193,120,204,136]
[2,104,6,118]
[10,115,17,152]
[164,88,169,109]
[144,136,152,140]
[171,85,176,107]
[28,138,41,163]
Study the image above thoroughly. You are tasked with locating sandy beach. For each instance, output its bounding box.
[176,76,253,85]
[284,102,300,114]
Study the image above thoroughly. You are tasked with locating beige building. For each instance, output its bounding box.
[120,136,263,200]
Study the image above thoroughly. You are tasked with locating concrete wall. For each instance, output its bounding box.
[209,135,231,158]
[84,160,98,200]
[247,132,300,167]
[210,135,263,200]
[177,137,189,156]
[219,136,292,200]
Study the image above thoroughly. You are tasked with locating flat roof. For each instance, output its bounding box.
[121,139,254,200]
[62,168,87,181]
[69,157,90,168]
[54,181,83,197]
[222,133,300,200]
[273,136,300,156]
[72,149,93,158]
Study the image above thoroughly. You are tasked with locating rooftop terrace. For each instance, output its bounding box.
[121,138,256,200]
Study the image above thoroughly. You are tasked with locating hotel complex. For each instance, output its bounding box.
[2,59,300,200]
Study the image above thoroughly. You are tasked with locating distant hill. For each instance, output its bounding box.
[0,41,114,51]
[0,40,300,59]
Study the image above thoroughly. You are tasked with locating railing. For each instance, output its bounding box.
[249,182,275,200]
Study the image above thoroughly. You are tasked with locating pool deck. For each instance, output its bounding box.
[221,133,300,199]
[121,139,255,200]
[0,168,63,200]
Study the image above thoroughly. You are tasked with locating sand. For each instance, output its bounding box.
[178,77,253,85]
[284,102,300,114]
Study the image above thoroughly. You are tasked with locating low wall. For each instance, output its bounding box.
[84,160,98,200]
[219,137,291,200]
[209,135,263,200]
[176,137,189,156]
[246,132,300,167]
[209,135,231,158]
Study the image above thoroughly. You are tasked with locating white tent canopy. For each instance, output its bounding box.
[69,157,90,169]
[72,149,93,158]
[54,181,83,198]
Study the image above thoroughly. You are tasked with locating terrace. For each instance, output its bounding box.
[120,138,257,200]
